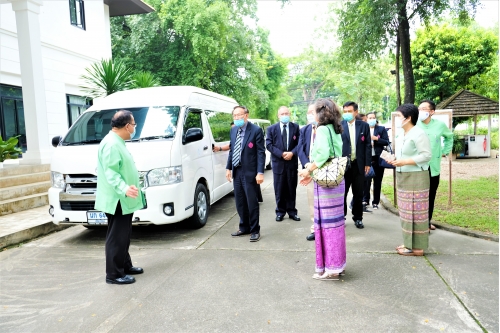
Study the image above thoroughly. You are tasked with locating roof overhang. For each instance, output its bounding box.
[103,0,155,17]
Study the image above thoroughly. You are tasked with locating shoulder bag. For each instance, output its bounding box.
[311,125,348,187]
[379,143,396,169]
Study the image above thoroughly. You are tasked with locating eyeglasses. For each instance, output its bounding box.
[232,113,246,119]
[128,123,137,127]
[418,108,431,111]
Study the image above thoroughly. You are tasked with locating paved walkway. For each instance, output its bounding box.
[0,170,498,332]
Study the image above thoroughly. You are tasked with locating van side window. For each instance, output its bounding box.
[183,109,203,134]
[205,110,232,142]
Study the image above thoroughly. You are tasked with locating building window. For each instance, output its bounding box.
[69,0,86,30]
[67,94,91,127]
[0,85,26,153]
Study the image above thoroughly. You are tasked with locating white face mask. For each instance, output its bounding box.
[395,117,406,129]
[307,114,315,124]
[418,112,430,121]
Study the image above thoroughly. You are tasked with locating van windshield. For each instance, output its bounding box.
[62,106,181,145]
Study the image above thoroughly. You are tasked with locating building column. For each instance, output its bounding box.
[11,0,52,165]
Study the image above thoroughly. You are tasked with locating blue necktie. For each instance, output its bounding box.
[232,128,242,167]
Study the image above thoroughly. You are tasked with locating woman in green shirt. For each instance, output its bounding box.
[388,104,432,256]
[299,98,345,281]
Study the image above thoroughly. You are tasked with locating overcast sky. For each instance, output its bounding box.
[256,0,500,57]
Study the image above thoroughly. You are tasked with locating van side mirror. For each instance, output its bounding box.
[51,136,62,147]
[183,128,203,144]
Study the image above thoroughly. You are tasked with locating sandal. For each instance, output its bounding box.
[395,244,405,250]
[318,273,340,281]
[312,273,324,279]
[397,247,424,256]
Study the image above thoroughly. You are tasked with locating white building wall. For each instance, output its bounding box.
[0,1,111,141]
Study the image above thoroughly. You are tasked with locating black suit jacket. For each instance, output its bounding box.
[265,122,300,174]
[371,125,390,156]
[298,123,313,168]
[341,120,372,174]
[226,122,266,178]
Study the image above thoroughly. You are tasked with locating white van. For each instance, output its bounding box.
[48,86,237,228]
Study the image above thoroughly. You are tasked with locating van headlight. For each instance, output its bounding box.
[147,166,182,186]
[51,172,66,189]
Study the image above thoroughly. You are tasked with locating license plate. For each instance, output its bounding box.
[87,211,108,225]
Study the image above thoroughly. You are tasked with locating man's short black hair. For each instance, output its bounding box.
[419,99,436,111]
[111,110,133,129]
[343,101,358,111]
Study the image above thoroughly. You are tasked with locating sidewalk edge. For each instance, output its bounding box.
[0,222,72,250]
[379,193,499,243]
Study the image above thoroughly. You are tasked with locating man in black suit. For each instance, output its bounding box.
[226,106,266,242]
[266,106,301,222]
[298,104,316,240]
[341,101,372,229]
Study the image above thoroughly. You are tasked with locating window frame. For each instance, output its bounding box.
[69,0,86,30]
[66,94,92,127]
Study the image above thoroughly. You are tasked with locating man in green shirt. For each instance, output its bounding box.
[417,100,453,230]
[95,110,145,285]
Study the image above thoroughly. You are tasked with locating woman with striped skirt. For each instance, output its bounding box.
[388,104,432,256]
[299,98,345,280]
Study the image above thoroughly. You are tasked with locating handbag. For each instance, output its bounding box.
[311,126,348,188]
[379,144,396,169]
[365,165,376,179]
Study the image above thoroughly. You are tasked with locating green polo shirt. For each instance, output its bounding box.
[417,118,453,177]
[94,131,144,215]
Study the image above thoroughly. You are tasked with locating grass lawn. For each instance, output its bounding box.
[381,173,499,235]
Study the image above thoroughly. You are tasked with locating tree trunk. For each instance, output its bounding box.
[395,34,402,106]
[397,2,415,104]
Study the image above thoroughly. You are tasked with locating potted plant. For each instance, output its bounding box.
[451,133,465,160]
[0,135,22,168]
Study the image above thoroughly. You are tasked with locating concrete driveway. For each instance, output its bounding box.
[0,170,498,332]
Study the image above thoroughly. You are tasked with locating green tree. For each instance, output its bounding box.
[110,0,287,120]
[80,58,134,98]
[131,71,161,89]
[332,0,479,104]
[412,23,498,102]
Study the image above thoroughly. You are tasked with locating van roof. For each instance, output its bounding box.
[87,86,238,112]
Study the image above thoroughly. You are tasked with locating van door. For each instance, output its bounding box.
[181,108,213,208]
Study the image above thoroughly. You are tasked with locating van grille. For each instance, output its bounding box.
[61,201,96,211]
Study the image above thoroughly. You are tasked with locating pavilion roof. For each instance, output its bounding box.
[437,89,499,117]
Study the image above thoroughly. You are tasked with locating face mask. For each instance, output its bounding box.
[306,114,316,124]
[368,119,377,127]
[418,112,430,121]
[128,125,136,139]
[280,115,290,124]
[342,113,354,122]
[234,119,245,127]
[395,117,407,129]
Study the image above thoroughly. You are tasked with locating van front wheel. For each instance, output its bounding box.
[188,183,209,229]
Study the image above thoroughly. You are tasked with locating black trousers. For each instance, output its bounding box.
[429,170,440,225]
[233,167,260,234]
[344,161,365,221]
[105,202,133,279]
[363,155,385,205]
[273,168,298,216]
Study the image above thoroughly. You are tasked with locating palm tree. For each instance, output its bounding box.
[130,71,161,89]
[80,58,134,98]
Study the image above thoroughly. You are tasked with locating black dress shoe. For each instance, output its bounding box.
[250,233,260,242]
[125,267,144,275]
[354,220,364,229]
[106,275,135,285]
[231,230,250,237]
[276,215,284,222]
[306,233,315,241]
[289,215,301,221]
